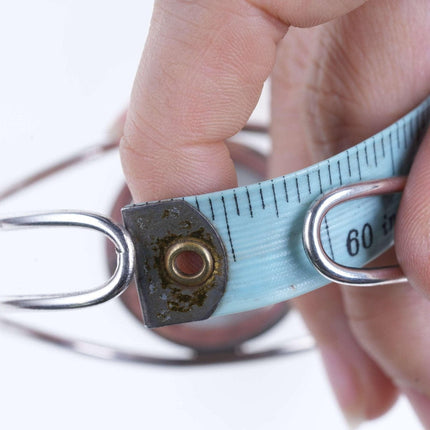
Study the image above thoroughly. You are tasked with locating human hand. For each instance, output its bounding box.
[119,0,430,426]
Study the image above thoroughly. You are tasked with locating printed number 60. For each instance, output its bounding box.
[346,223,373,256]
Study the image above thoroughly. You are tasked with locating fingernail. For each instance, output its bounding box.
[320,346,365,428]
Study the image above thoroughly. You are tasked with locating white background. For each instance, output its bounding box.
[0,1,422,429]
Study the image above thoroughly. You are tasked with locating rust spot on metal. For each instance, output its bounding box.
[151,228,223,316]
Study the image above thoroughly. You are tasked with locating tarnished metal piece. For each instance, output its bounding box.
[122,200,228,328]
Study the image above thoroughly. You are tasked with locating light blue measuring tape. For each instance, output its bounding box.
[1,96,430,330]
[183,96,430,318]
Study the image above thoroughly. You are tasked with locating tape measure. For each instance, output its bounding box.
[2,96,430,330]
[122,95,430,327]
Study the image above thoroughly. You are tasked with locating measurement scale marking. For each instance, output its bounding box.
[245,186,253,218]
[295,177,301,203]
[258,183,266,209]
[271,181,279,217]
[208,197,215,220]
[317,168,323,194]
[323,216,335,260]
[403,120,408,149]
[283,176,289,202]
[337,160,343,185]
[327,161,333,185]
[388,131,396,175]
[364,145,369,166]
[356,148,362,180]
[396,124,400,149]
[306,173,312,194]
[221,195,236,262]
[346,150,352,177]
[372,138,378,167]
[233,190,240,216]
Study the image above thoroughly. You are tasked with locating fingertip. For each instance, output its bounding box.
[320,340,398,426]
[294,286,397,425]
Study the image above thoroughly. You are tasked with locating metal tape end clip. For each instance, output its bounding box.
[121,200,228,328]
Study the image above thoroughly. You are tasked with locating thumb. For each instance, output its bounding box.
[119,0,367,203]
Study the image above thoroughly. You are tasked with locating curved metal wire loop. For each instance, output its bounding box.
[0,316,315,365]
[303,177,407,287]
[0,211,135,310]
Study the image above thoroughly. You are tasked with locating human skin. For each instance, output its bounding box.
[119,0,430,426]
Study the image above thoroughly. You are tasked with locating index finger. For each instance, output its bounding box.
[120,0,367,203]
